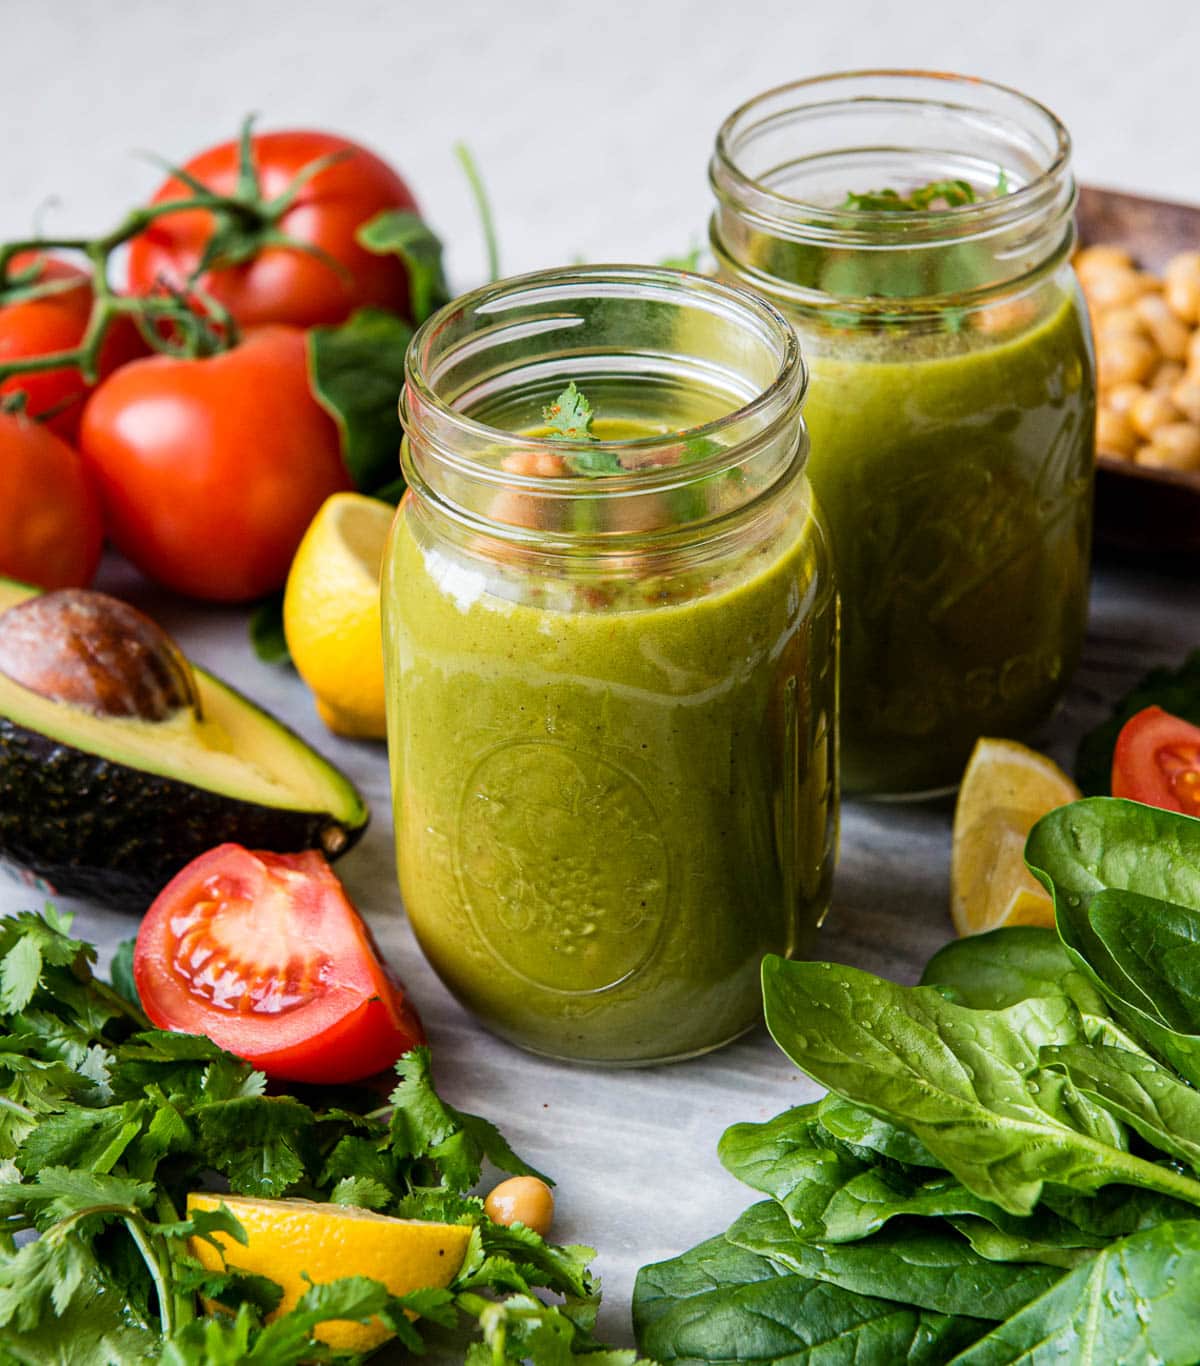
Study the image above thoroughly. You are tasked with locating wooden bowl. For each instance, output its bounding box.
[1077,185,1200,554]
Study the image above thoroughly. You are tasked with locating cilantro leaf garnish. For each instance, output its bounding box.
[543,381,594,440]
[0,907,620,1363]
[541,382,624,477]
[842,178,979,212]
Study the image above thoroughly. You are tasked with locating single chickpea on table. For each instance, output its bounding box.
[1078,245,1200,472]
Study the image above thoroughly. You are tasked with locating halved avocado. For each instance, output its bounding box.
[0,577,368,911]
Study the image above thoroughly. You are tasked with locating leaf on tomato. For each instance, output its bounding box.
[1075,650,1200,795]
[306,307,411,497]
[248,594,290,667]
[357,210,450,324]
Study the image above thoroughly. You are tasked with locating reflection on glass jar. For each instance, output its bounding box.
[384,266,838,1064]
[711,72,1096,797]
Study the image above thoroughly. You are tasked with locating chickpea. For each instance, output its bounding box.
[500,450,569,478]
[972,297,1037,335]
[1136,422,1200,473]
[488,449,568,530]
[1097,332,1159,388]
[1105,381,1146,417]
[1083,269,1158,312]
[1151,361,1186,392]
[1096,406,1138,459]
[1075,244,1134,285]
[1172,380,1200,424]
[1164,251,1200,324]
[1129,388,1180,439]
[1134,293,1192,362]
[484,1176,554,1237]
[1096,306,1147,340]
[1188,329,1200,374]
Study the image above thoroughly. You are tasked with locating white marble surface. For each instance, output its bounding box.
[4,552,1199,1353]
[3,1,1200,1353]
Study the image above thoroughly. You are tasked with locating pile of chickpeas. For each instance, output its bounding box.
[1076,245,1200,472]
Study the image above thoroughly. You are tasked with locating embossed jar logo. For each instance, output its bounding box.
[454,740,670,994]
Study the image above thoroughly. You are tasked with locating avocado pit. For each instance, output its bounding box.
[0,589,201,722]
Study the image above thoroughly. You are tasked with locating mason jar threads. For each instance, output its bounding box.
[383,266,838,1065]
[711,71,1096,797]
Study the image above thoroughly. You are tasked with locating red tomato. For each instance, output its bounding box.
[127,130,420,328]
[79,326,351,601]
[0,254,145,440]
[1112,705,1200,815]
[134,844,425,1085]
[0,412,103,588]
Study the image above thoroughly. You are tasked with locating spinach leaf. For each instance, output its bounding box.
[632,1232,985,1365]
[817,1166,1096,1258]
[727,1200,1062,1321]
[1025,799,1200,1083]
[761,955,1200,1216]
[817,1095,940,1169]
[920,926,1109,1017]
[717,1105,869,1234]
[1040,1042,1200,1173]
[307,306,412,496]
[1039,1184,1200,1239]
[1075,651,1200,796]
[1089,889,1200,1033]
[947,1220,1200,1365]
[946,1216,1098,1271]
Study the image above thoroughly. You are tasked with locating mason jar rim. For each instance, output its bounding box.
[401,263,806,491]
[711,69,1073,249]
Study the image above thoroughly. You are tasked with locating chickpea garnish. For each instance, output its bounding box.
[1171,380,1200,425]
[1151,361,1186,392]
[1129,389,1180,440]
[1096,407,1138,460]
[1075,244,1134,285]
[1097,306,1146,340]
[1105,382,1145,417]
[484,1175,555,1237]
[1083,269,1158,311]
[1098,333,1159,389]
[1080,241,1200,474]
[1164,251,1200,325]
[1136,422,1200,472]
[1134,294,1192,362]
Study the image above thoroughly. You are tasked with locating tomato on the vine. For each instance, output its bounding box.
[79,326,351,602]
[134,844,425,1085]
[0,254,145,440]
[1112,705,1200,816]
[0,412,104,589]
[127,130,420,329]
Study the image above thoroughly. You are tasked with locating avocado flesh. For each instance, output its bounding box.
[0,578,368,912]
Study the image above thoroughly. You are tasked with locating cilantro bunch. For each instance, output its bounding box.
[0,909,639,1364]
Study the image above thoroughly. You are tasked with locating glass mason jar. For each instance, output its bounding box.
[383,266,838,1065]
[711,71,1096,797]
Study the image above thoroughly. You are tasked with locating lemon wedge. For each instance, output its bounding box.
[283,493,394,740]
[187,1193,471,1351]
[951,738,1080,937]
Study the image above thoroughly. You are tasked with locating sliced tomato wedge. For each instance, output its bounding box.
[134,844,424,1083]
[1112,705,1200,816]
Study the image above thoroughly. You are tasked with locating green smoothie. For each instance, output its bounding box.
[800,286,1094,794]
[383,465,837,1064]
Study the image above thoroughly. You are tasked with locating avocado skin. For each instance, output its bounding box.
[0,717,367,913]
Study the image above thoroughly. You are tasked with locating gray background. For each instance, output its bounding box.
[2,0,1200,1353]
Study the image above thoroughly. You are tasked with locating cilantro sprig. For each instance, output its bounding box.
[0,908,636,1363]
[542,383,623,477]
